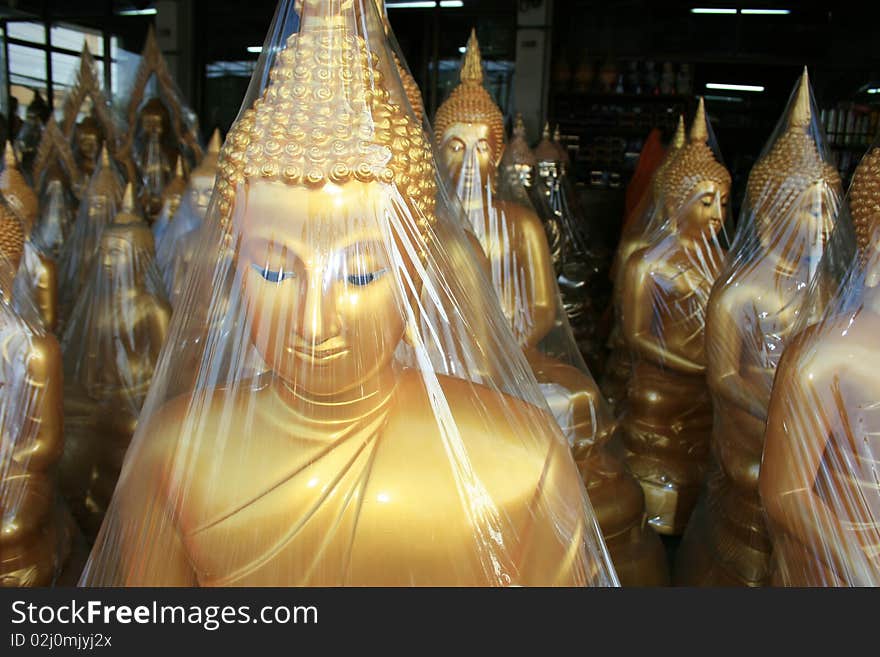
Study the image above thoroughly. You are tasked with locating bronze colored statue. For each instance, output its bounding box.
[620,99,731,536]
[436,30,665,585]
[677,70,842,586]
[80,13,610,586]
[60,184,170,539]
[760,145,880,587]
[134,98,176,222]
[0,197,69,587]
[603,117,686,414]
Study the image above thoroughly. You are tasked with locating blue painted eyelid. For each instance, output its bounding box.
[252,263,296,282]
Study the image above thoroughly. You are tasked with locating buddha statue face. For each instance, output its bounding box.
[440,122,499,195]
[99,232,134,277]
[188,173,216,217]
[238,180,410,397]
[140,98,169,137]
[755,180,837,256]
[75,118,103,174]
[672,179,729,244]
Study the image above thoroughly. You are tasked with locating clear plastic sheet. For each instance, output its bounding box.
[0,206,71,587]
[434,30,658,585]
[59,184,170,540]
[617,99,731,538]
[57,147,126,328]
[117,26,204,202]
[155,130,222,307]
[150,157,188,245]
[14,104,44,187]
[80,0,615,587]
[531,125,609,374]
[373,0,424,123]
[676,70,843,586]
[32,117,84,203]
[759,142,880,586]
[602,117,685,415]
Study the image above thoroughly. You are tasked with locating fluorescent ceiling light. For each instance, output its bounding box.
[691,8,737,14]
[706,82,765,92]
[387,1,463,7]
[117,8,158,16]
[247,46,262,53]
[868,88,880,95]
[741,8,790,15]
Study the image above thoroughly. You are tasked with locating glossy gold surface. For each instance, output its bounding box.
[88,22,597,586]
[604,117,686,413]
[1,142,39,233]
[759,146,880,587]
[60,186,170,539]
[135,98,176,222]
[620,100,731,535]
[374,0,424,123]
[0,203,68,587]
[677,71,842,585]
[32,118,82,199]
[437,31,664,584]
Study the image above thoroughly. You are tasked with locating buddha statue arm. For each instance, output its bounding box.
[621,250,702,375]
[520,209,559,349]
[35,252,58,332]
[706,285,767,418]
[761,335,879,585]
[12,334,63,471]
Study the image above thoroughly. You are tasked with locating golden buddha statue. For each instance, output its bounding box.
[533,123,606,373]
[80,13,612,587]
[676,70,842,586]
[620,99,731,536]
[1,142,59,333]
[602,116,686,414]
[73,117,103,180]
[374,0,424,123]
[435,30,664,585]
[58,146,126,325]
[134,98,176,223]
[60,183,170,539]
[760,145,880,587]
[0,198,70,587]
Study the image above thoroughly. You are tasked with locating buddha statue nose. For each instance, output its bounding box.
[297,270,340,344]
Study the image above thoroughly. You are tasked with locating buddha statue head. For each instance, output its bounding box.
[848,146,880,258]
[661,98,731,244]
[74,116,104,176]
[552,124,571,171]
[188,129,221,217]
[500,113,537,189]
[534,123,562,189]
[1,141,39,235]
[98,183,155,282]
[139,98,170,137]
[372,0,424,123]
[434,29,505,198]
[161,157,188,220]
[746,70,841,252]
[86,146,125,224]
[216,14,435,397]
[0,197,25,277]
[650,115,687,205]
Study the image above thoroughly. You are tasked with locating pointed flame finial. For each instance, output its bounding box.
[99,144,111,167]
[4,142,17,168]
[175,155,185,178]
[460,29,483,86]
[122,183,136,212]
[672,115,686,149]
[208,128,222,154]
[789,67,812,129]
[513,113,527,139]
[542,122,551,140]
[689,97,709,143]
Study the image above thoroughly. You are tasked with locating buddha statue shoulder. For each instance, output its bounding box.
[0,200,69,587]
[676,69,842,586]
[81,15,608,587]
[620,98,731,536]
[760,145,880,587]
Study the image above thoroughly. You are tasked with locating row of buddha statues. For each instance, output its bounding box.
[2,0,878,587]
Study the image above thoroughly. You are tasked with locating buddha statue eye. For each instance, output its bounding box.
[346,268,387,287]
[252,263,296,283]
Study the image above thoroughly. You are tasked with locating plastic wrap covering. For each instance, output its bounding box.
[676,70,844,586]
[31,180,74,264]
[0,203,71,587]
[532,125,609,374]
[759,143,880,587]
[59,184,170,540]
[374,0,424,123]
[32,118,84,204]
[434,31,656,585]
[618,99,731,538]
[14,99,46,186]
[602,117,685,415]
[118,26,203,200]
[151,157,189,245]
[57,147,126,327]
[60,45,132,184]
[155,130,222,307]
[80,0,615,587]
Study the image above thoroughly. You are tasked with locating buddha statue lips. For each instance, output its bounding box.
[81,17,606,587]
